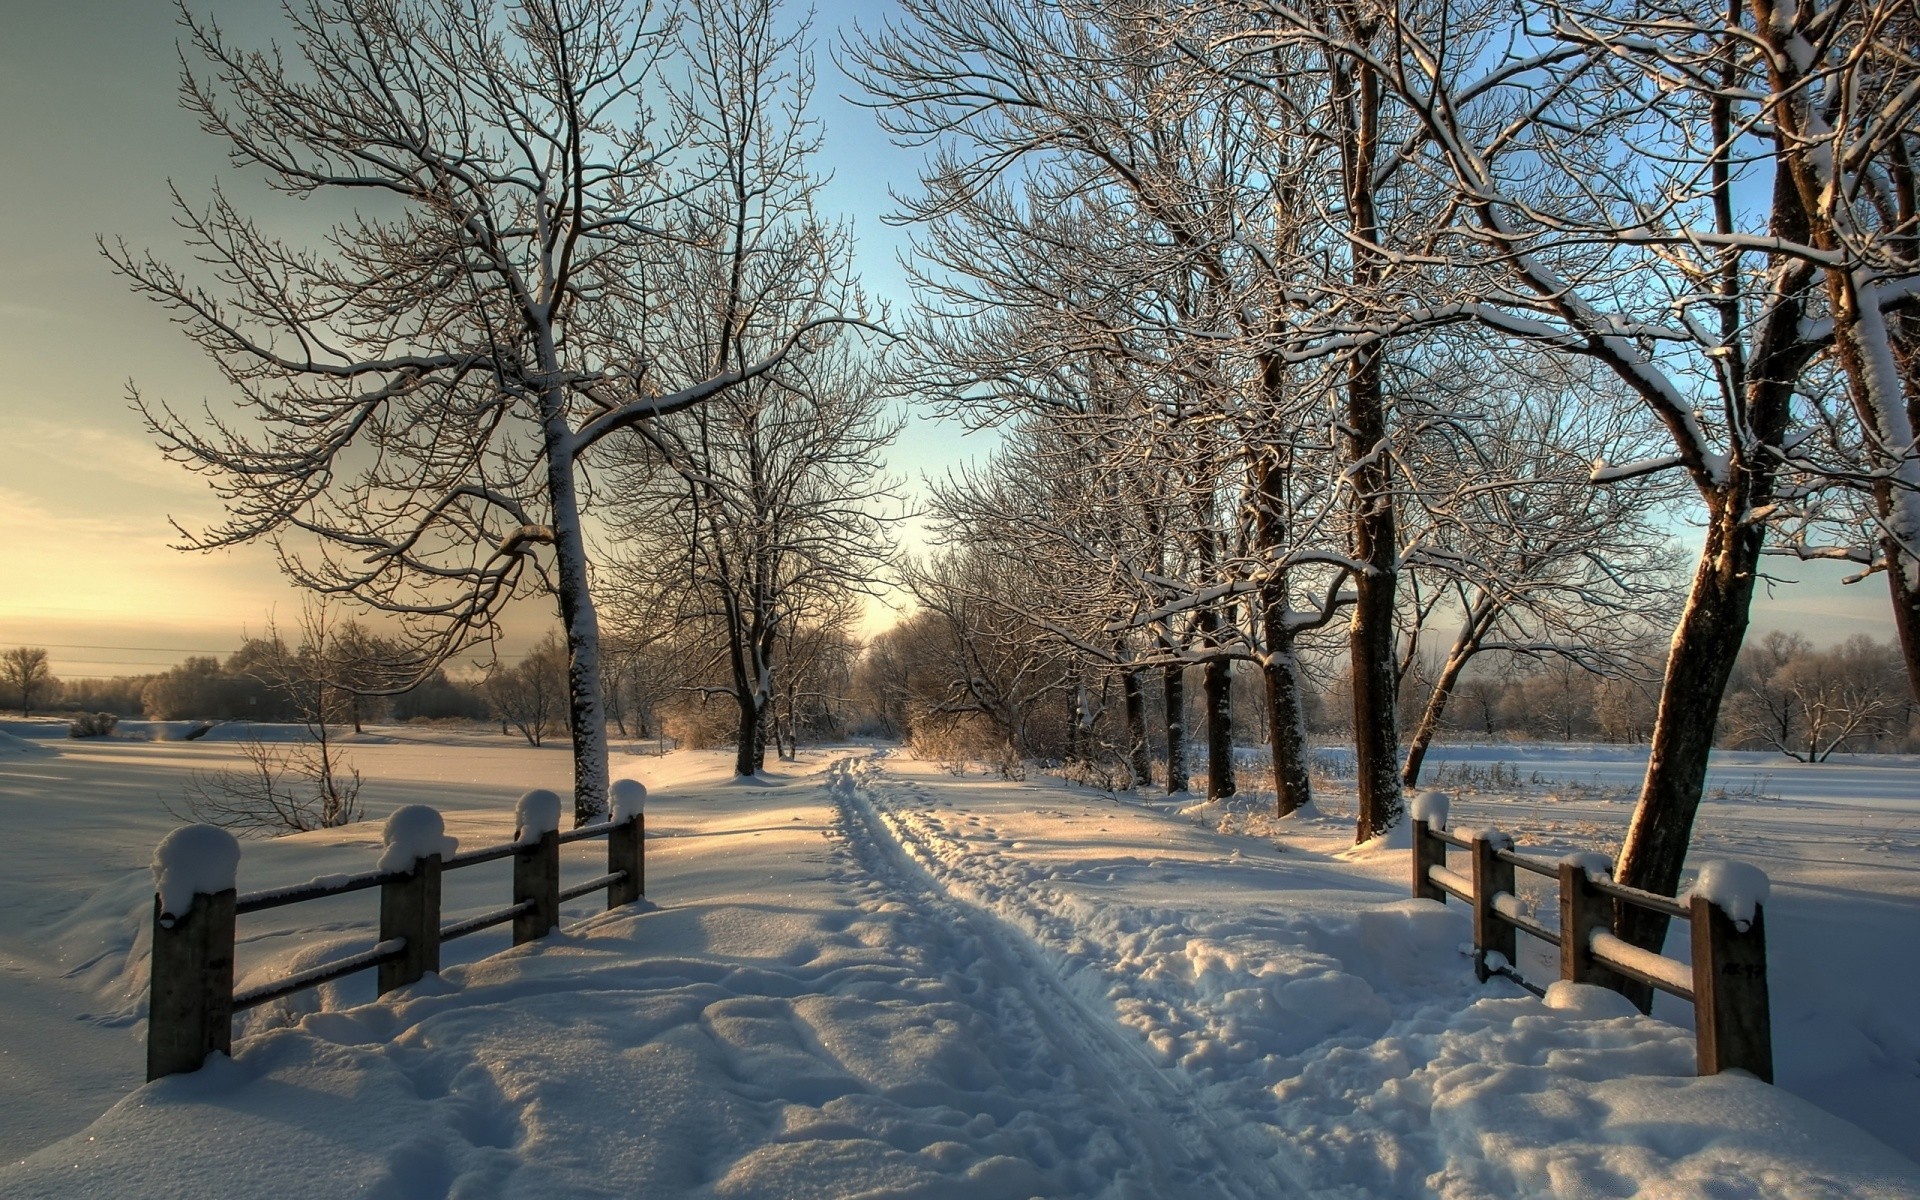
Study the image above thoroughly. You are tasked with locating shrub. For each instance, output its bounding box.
[68,711,119,738]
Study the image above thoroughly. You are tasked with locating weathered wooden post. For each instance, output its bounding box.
[1689,861,1773,1081]
[513,790,562,944]
[146,825,241,1080]
[1410,790,1450,903]
[1469,830,1516,983]
[1559,853,1622,994]
[377,806,453,995]
[609,778,647,906]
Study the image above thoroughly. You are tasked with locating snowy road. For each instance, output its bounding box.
[826,753,1292,1197]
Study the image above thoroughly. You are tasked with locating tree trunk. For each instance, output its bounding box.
[1204,653,1235,799]
[1402,643,1470,790]
[1613,496,1763,993]
[1164,663,1189,793]
[543,399,610,827]
[1123,666,1152,788]
[734,691,763,777]
[1332,36,1402,842]
[1263,630,1314,817]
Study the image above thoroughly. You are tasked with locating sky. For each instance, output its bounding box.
[0,0,1899,685]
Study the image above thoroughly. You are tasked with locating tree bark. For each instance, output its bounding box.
[1204,652,1235,799]
[1262,622,1314,816]
[1332,32,1402,841]
[544,396,610,827]
[1164,662,1189,793]
[1123,666,1152,788]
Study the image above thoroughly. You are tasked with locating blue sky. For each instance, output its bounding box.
[0,0,1894,680]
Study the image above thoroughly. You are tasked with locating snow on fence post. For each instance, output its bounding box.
[1559,854,1622,996]
[147,825,241,1080]
[1410,790,1449,903]
[377,806,453,995]
[1469,830,1516,983]
[513,790,563,945]
[608,779,647,907]
[1690,862,1773,1081]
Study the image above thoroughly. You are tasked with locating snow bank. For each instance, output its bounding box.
[376,806,457,871]
[1690,859,1770,927]
[0,729,55,756]
[610,777,647,821]
[513,789,561,844]
[151,825,241,918]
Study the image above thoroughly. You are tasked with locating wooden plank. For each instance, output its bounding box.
[1559,860,1625,996]
[1412,819,1447,903]
[1471,833,1517,983]
[145,888,236,1081]
[1692,895,1773,1081]
[608,813,643,908]
[513,831,560,946]
[378,854,442,995]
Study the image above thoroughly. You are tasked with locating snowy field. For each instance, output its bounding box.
[0,723,1916,1197]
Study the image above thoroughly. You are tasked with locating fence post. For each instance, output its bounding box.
[1559,857,1622,995]
[378,854,442,995]
[1691,893,1772,1081]
[1411,821,1446,903]
[514,830,561,944]
[1470,831,1516,983]
[609,778,647,908]
[146,887,237,1081]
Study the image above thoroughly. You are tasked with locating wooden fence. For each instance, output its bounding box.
[1411,809,1771,1082]
[146,807,646,1081]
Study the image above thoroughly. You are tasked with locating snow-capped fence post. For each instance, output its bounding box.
[1559,857,1622,995]
[1410,791,1449,903]
[147,825,241,1080]
[1469,831,1516,984]
[608,779,646,906]
[512,790,563,944]
[376,806,453,995]
[1689,863,1773,1081]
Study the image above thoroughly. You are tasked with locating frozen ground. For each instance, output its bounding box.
[0,724,1916,1197]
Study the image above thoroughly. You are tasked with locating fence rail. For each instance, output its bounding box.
[1411,800,1771,1082]
[147,796,647,1081]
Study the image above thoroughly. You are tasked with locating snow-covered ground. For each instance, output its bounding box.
[1,724,1917,1197]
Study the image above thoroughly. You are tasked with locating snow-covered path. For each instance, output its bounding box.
[3,739,1918,1197]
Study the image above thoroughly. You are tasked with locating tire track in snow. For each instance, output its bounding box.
[825,753,1300,1200]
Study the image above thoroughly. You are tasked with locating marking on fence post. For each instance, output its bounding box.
[1691,894,1773,1081]
[1470,832,1515,983]
[514,830,560,944]
[145,888,237,1081]
[378,855,441,995]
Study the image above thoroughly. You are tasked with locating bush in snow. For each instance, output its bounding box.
[68,711,119,738]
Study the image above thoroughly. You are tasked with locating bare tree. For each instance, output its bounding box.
[109,0,859,824]
[172,605,363,835]
[2,647,54,718]
[485,633,570,748]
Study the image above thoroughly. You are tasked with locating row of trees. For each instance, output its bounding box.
[839,0,1920,972]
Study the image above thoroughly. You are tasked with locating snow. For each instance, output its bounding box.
[1,732,1918,1195]
[1591,930,1696,996]
[1412,787,1451,827]
[376,804,458,872]
[512,788,562,844]
[1562,850,1614,879]
[610,776,647,821]
[1690,859,1771,927]
[150,824,240,918]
